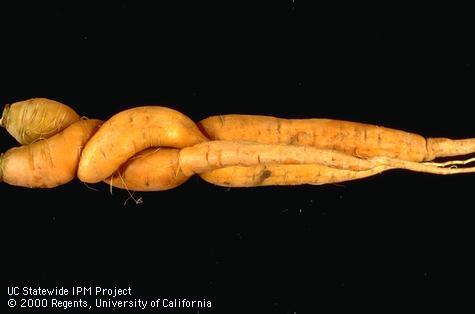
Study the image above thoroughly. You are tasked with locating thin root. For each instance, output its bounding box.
[82,182,99,192]
[116,169,143,205]
[373,156,475,175]
[422,157,475,168]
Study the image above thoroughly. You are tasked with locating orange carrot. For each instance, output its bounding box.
[178,141,475,178]
[78,106,207,183]
[200,164,391,187]
[0,119,101,188]
[1,100,473,191]
[104,148,188,191]
[199,115,475,161]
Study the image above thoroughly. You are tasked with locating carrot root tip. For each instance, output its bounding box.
[422,157,475,168]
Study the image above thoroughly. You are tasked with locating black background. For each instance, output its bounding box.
[2,1,474,313]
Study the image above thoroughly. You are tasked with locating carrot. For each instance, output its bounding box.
[199,115,475,161]
[0,119,101,188]
[78,106,207,183]
[104,148,188,191]
[178,141,384,176]
[178,141,475,178]
[1,100,473,191]
[0,98,80,145]
[200,164,391,187]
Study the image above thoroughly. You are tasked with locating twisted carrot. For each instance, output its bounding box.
[1,98,474,190]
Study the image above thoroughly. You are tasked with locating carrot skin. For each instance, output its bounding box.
[200,164,391,187]
[78,106,207,183]
[104,148,189,191]
[0,119,101,188]
[178,140,383,176]
[199,114,475,161]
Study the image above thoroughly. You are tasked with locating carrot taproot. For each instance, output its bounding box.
[0,119,101,188]
[199,164,392,187]
[178,141,475,178]
[199,115,475,161]
[178,140,383,176]
[0,98,80,145]
[78,106,207,183]
[104,148,188,191]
